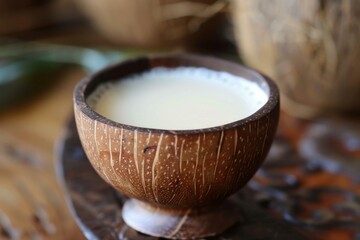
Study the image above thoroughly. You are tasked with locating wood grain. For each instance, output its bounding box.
[0,69,85,239]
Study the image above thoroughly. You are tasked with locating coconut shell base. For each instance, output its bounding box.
[123,199,238,239]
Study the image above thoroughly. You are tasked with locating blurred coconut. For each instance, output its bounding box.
[233,0,360,118]
[74,0,228,48]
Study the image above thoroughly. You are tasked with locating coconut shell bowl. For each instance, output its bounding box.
[73,54,280,239]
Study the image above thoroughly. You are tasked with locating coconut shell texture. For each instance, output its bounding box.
[73,54,280,209]
[233,0,360,117]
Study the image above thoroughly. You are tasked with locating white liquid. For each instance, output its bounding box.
[87,67,268,130]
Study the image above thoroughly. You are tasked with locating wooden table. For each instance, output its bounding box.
[0,22,118,239]
[0,68,86,239]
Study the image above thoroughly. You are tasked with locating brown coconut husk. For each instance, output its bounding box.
[75,0,229,48]
[232,0,360,118]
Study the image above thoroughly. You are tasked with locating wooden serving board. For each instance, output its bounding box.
[57,118,308,240]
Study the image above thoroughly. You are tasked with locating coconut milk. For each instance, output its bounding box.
[87,67,268,130]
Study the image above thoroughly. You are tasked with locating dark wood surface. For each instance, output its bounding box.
[57,114,360,240]
[253,115,360,240]
[57,117,307,240]
[0,69,85,240]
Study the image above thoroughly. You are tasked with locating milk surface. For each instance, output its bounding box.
[87,67,268,130]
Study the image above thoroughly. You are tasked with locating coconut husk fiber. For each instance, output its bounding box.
[75,0,228,48]
[233,0,360,118]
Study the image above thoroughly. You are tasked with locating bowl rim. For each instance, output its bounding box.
[74,53,279,135]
